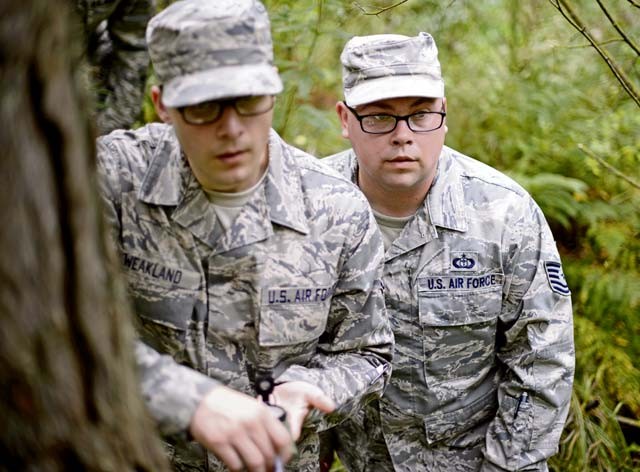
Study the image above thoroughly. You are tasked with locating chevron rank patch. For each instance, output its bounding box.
[544,261,570,296]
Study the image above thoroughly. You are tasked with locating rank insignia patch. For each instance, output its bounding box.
[544,261,570,296]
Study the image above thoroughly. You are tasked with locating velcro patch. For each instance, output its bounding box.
[418,273,503,293]
[544,261,570,296]
[262,286,333,305]
[122,252,199,288]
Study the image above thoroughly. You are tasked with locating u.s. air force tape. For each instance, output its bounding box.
[418,273,503,293]
[262,286,333,305]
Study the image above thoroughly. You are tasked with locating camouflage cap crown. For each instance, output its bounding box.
[341,32,444,107]
[147,0,283,107]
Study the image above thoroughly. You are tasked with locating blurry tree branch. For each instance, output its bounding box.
[596,0,640,55]
[578,144,640,190]
[549,0,640,108]
[353,0,408,15]
[564,38,626,48]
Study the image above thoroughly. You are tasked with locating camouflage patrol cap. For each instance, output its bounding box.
[341,32,444,107]
[146,0,283,108]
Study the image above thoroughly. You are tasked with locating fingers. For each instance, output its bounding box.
[264,411,294,463]
[272,381,337,441]
[232,434,268,472]
[279,381,336,413]
[189,386,294,471]
[246,430,275,471]
[211,444,244,472]
[217,412,291,472]
[246,409,292,468]
[287,387,335,439]
[304,389,336,414]
[286,409,305,441]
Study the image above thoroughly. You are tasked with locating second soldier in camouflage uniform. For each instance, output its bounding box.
[95,1,394,471]
[75,0,152,134]
[320,33,574,471]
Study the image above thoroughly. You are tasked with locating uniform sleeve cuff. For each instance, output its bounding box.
[137,343,220,435]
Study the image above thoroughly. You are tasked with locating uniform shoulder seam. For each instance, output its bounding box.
[293,148,357,187]
[449,149,529,198]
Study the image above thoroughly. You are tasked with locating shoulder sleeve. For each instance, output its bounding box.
[96,137,125,255]
[135,341,219,435]
[97,135,219,435]
[277,191,394,430]
[483,197,575,471]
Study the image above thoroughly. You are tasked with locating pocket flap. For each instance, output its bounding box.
[259,304,327,347]
[424,390,497,445]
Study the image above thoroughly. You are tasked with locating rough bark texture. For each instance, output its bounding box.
[0,1,169,470]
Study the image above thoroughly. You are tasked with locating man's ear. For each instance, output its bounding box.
[335,101,350,139]
[151,85,172,123]
[442,97,448,135]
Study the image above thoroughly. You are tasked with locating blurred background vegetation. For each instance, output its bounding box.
[149,0,639,470]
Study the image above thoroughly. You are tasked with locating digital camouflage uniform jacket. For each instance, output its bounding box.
[96,124,394,471]
[322,147,574,472]
[75,0,151,134]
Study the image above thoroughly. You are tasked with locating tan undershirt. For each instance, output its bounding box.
[204,171,268,230]
[372,208,413,250]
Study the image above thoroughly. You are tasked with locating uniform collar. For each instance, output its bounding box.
[425,146,468,233]
[138,126,188,206]
[137,127,309,250]
[263,130,309,235]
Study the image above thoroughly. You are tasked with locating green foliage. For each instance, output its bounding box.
[507,172,588,230]
[265,0,363,156]
[550,316,640,471]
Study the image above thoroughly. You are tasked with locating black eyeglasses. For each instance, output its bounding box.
[344,102,446,134]
[179,95,275,125]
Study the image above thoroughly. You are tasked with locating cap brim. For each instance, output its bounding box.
[162,64,283,108]
[344,75,444,107]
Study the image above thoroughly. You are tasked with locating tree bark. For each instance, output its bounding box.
[0,1,169,470]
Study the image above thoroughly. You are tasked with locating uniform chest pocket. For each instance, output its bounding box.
[417,273,503,386]
[123,252,203,357]
[259,303,329,347]
[131,288,196,359]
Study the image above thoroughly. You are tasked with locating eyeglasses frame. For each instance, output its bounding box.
[343,101,446,134]
[178,95,276,125]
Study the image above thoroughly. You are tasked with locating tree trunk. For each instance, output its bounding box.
[0,1,169,470]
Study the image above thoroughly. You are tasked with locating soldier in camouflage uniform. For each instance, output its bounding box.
[76,0,151,134]
[320,33,575,471]
[95,1,394,471]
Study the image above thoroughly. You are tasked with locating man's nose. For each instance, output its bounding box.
[390,118,414,146]
[215,105,244,138]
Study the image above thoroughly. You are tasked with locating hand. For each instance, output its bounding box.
[272,381,336,440]
[189,385,294,472]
